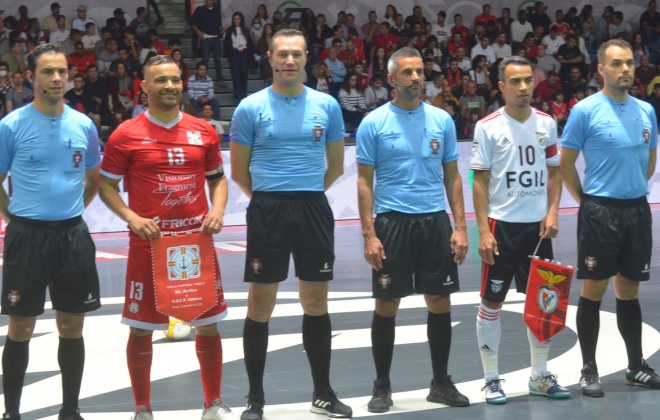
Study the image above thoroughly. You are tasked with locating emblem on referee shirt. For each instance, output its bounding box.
[186,131,203,145]
[430,139,440,154]
[251,259,262,275]
[7,290,20,306]
[72,151,83,168]
[535,132,548,148]
[585,257,597,272]
[378,274,391,289]
[313,125,323,141]
[166,245,201,281]
[643,129,650,143]
[490,279,504,293]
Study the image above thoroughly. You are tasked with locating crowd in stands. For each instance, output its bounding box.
[1,1,660,139]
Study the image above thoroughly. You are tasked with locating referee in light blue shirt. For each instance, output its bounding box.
[230,29,352,420]
[0,44,101,420]
[356,47,469,413]
[561,39,660,397]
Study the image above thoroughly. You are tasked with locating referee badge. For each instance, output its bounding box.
[7,290,20,306]
[430,138,440,154]
[643,129,650,143]
[585,257,597,272]
[535,132,548,148]
[378,274,391,289]
[251,258,263,275]
[312,125,323,141]
[72,151,83,168]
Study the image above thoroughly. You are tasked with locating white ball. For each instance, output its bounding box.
[164,317,193,340]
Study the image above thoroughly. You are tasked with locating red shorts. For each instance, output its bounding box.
[122,236,228,329]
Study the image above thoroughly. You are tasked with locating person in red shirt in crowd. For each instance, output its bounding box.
[353,61,370,91]
[451,14,471,43]
[147,29,166,55]
[320,38,343,63]
[68,41,96,73]
[443,57,465,95]
[340,39,366,68]
[520,32,538,59]
[637,54,657,88]
[534,70,563,104]
[474,4,498,28]
[550,9,571,39]
[447,32,465,57]
[371,22,399,62]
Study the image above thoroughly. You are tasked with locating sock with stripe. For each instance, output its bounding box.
[476,303,501,380]
[196,333,223,407]
[126,333,153,411]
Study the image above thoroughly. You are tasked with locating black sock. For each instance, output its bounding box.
[577,296,601,368]
[371,312,395,380]
[302,313,332,393]
[616,298,643,370]
[2,337,29,414]
[58,337,85,414]
[243,317,269,398]
[428,311,452,381]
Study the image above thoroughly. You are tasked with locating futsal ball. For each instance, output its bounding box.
[164,317,193,340]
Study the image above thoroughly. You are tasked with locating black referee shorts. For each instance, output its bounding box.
[1,215,101,316]
[577,195,652,281]
[244,191,335,283]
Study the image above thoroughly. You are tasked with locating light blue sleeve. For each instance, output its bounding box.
[441,114,459,164]
[0,122,15,174]
[561,103,588,151]
[355,113,377,166]
[85,119,101,169]
[230,100,256,146]
[325,96,345,142]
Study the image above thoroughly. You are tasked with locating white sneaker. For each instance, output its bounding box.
[131,406,154,420]
[481,378,507,404]
[202,399,239,420]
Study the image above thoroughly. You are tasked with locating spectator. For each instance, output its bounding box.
[256,23,273,81]
[383,4,398,27]
[364,74,388,110]
[371,22,398,62]
[597,6,614,46]
[113,62,133,92]
[498,8,515,42]
[391,14,409,45]
[129,6,152,44]
[199,102,224,136]
[562,65,587,99]
[550,10,571,38]
[254,3,269,26]
[310,14,333,60]
[1,40,26,75]
[444,57,465,95]
[5,71,33,113]
[188,62,221,120]
[16,5,30,34]
[431,11,451,48]
[20,18,46,48]
[138,38,157,66]
[632,33,651,68]
[529,57,546,87]
[308,61,332,93]
[324,25,345,49]
[61,29,83,55]
[339,71,368,127]
[109,47,139,79]
[97,38,119,77]
[105,8,127,40]
[469,55,492,98]
[471,36,496,66]
[568,86,586,109]
[64,72,100,127]
[84,64,105,113]
[325,46,346,97]
[71,5,96,32]
[542,27,565,57]
[511,10,533,46]
[340,39,366,68]
[462,108,480,139]
[368,46,387,79]
[467,22,487,51]
[447,32,465,57]
[460,80,486,119]
[223,11,254,102]
[529,1,552,36]
[637,54,657,88]
[564,7,582,31]
[492,31,512,60]
[539,99,555,121]
[42,2,66,39]
[122,27,141,61]
[68,41,95,73]
[455,46,472,72]
[609,11,632,42]
[645,82,660,123]
[271,10,289,32]
[534,70,562,103]
[342,13,362,40]
[131,91,149,118]
[298,8,315,42]
[550,90,567,133]
[580,6,598,50]
[249,16,264,45]
[170,48,190,90]
[535,44,561,74]
[95,26,112,57]
[557,34,586,80]
[82,22,100,52]
[354,61,370,91]
[50,15,70,46]
[147,28,166,55]
[640,1,660,53]
[451,14,471,42]
[475,4,498,28]
[405,6,427,31]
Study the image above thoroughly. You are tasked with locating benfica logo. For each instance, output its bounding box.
[378,274,391,289]
[72,151,83,168]
[166,245,201,280]
[7,290,20,306]
[312,125,323,141]
[430,138,440,154]
[490,279,504,293]
[643,129,650,143]
[536,268,567,314]
[251,258,262,275]
[585,257,597,272]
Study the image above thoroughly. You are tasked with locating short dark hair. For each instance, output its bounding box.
[195,61,207,70]
[27,43,67,73]
[85,22,95,29]
[498,55,531,81]
[143,55,177,75]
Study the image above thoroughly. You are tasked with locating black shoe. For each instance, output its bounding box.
[426,375,470,407]
[580,361,604,397]
[241,395,265,420]
[626,358,660,389]
[58,408,84,420]
[367,378,393,413]
[310,389,353,418]
[2,413,21,420]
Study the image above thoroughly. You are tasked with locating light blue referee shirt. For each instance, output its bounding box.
[356,101,459,214]
[0,105,101,220]
[562,92,657,199]
[230,86,344,191]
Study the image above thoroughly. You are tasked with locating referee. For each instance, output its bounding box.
[0,44,101,420]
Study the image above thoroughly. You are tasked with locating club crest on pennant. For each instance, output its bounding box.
[585,257,597,272]
[378,274,391,289]
[72,151,83,168]
[643,129,650,143]
[251,258,262,275]
[429,138,440,154]
[166,245,201,280]
[312,125,323,141]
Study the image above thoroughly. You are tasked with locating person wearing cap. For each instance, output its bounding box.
[71,5,97,33]
[42,2,68,40]
[431,11,450,48]
[105,8,127,40]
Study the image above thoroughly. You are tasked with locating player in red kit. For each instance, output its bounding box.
[99,55,237,420]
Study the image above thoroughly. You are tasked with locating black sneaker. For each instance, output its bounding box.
[580,361,604,397]
[57,408,84,420]
[241,395,265,420]
[367,378,393,413]
[310,389,353,418]
[626,359,660,389]
[426,375,470,407]
[2,413,21,420]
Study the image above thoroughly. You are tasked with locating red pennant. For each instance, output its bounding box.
[151,232,218,322]
[524,258,574,342]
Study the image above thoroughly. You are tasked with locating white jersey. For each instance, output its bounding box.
[470,107,559,223]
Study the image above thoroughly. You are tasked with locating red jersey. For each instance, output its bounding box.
[373,33,399,56]
[101,112,223,236]
[68,52,96,72]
